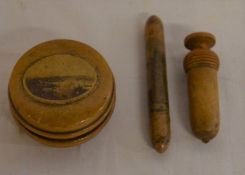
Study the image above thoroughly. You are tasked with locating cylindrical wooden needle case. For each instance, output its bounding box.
[145,16,170,153]
[8,39,115,147]
[183,32,220,143]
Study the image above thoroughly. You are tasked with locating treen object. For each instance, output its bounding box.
[183,32,220,143]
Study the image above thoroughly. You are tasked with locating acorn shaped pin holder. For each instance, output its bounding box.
[183,32,220,143]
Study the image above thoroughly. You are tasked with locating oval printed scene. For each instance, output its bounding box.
[23,54,97,102]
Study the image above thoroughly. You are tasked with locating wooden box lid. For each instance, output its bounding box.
[8,39,115,146]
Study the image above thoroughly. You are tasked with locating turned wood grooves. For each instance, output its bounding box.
[183,32,220,143]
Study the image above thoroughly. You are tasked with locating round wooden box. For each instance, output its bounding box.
[8,39,115,147]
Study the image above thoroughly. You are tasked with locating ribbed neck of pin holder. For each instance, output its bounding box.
[183,32,219,72]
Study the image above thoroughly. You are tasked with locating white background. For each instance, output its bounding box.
[0,0,244,174]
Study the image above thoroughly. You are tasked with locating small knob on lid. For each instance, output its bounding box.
[184,32,215,50]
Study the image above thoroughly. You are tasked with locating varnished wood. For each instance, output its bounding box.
[8,39,115,147]
[184,32,220,143]
[145,16,170,153]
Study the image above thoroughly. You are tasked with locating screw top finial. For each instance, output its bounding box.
[184,32,215,50]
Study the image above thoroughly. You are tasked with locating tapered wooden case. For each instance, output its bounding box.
[8,39,115,147]
[183,32,220,143]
